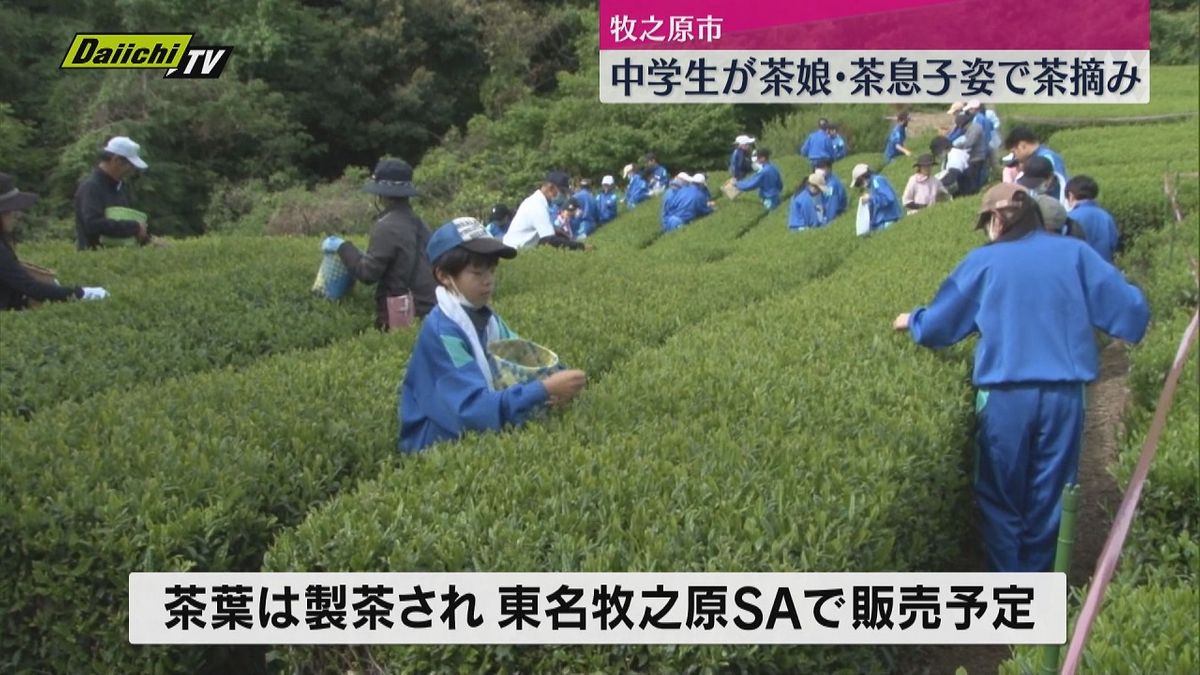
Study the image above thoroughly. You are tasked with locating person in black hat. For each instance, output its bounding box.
[485,204,513,239]
[502,171,588,251]
[1016,155,1065,204]
[321,158,437,329]
[398,217,588,452]
[901,153,951,213]
[1,172,109,310]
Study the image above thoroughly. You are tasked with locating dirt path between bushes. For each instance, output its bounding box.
[897,339,1132,675]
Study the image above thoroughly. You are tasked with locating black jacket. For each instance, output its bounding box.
[74,168,142,250]
[0,239,80,310]
[337,201,437,326]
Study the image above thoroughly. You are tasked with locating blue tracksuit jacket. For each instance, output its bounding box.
[735,162,783,208]
[1068,200,1120,263]
[399,305,549,452]
[907,229,1148,572]
[788,188,825,230]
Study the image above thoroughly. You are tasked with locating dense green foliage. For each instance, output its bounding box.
[0,0,597,236]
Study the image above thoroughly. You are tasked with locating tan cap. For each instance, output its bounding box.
[807,172,826,189]
[947,101,966,115]
[976,183,1029,229]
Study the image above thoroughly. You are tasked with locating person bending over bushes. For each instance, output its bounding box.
[1,173,109,310]
[399,217,587,453]
[893,183,1149,573]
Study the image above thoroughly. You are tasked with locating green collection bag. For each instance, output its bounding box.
[101,207,148,248]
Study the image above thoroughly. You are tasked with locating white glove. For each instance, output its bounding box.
[80,287,109,301]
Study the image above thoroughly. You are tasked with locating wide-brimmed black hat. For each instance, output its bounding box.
[362,159,420,198]
[0,173,38,213]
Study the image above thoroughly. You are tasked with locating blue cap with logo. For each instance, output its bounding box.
[427,217,517,265]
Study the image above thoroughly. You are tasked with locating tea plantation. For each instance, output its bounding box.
[2,92,1197,673]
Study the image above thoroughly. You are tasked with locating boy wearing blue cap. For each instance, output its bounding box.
[893,183,1149,573]
[399,217,588,453]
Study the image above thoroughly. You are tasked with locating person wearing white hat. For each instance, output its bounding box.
[964,100,996,161]
[73,135,151,250]
[596,175,620,226]
[851,163,903,231]
[689,173,714,202]
[625,165,652,209]
[734,148,784,211]
[812,158,847,220]
[787,172,828,231]
[729,135,755,180]
[661,171,714,232]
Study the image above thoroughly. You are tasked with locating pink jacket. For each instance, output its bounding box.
[902,174,949,208]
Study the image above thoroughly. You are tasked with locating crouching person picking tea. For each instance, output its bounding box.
[399,217,587,452]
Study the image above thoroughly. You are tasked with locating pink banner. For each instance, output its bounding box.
[600,0,1150,51]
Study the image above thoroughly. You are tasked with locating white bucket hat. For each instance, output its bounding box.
[103,136,148,170]
[601,175,615,186]
[850,163,871,186]
[734,134,756,146]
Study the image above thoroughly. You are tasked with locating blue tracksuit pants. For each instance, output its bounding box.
[974,382,1085,573]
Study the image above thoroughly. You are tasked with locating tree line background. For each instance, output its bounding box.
[1,0,1194,238]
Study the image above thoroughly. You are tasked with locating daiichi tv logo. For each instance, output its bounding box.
[60,33,232,79]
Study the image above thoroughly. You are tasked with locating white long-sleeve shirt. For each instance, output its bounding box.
[503,189,556,250]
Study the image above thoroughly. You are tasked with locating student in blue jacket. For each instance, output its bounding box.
[882,112,912,165]
[788,173,828,231]
[851,163,903,231]
[661,173,714,232]
[814,159,847,220]
[730,135,755,180]
[828,123,848,161]
[596,175,620,226]
[625,167,652,209]
[1065,175,1121,264]
[643,153,669,194]
[485,203,512,239]
[399,217,588,453]
[798,118,834,170]
[893,183,1149,573]
[571,179,599,239]
[1005,127,1068,180]
[735,148,783,210]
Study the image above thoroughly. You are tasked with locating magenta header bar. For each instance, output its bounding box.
[599,0,1150,51]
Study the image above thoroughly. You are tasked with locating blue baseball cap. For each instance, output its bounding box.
[427,217,516,265]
